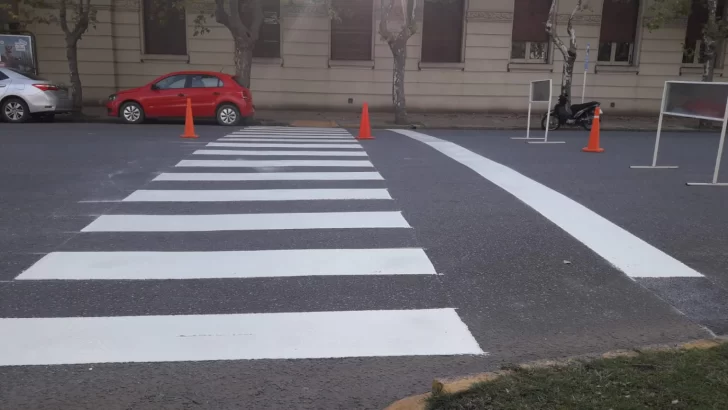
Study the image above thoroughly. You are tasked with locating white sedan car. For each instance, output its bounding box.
[0,68,72,123]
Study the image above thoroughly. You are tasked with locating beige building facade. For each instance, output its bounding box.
[11,0,728,114]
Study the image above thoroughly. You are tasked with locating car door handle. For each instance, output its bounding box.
[0,84,6,88]
[177,93,186,97]
[212,92,220,96]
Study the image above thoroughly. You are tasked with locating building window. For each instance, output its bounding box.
[330,0,373,61]
[252,0,280,58]
[142,0,187,56]
[598,0,639,64]
[421,0,465,63]
[683,0,726,65]
[511,0,551,62]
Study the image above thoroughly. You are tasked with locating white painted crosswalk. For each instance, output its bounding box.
[4,127,482,367]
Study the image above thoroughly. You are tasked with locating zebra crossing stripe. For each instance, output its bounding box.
[153,172,385,181]
[0,309,483,365]
[225,135,353,139]
[122,189,392,202]
[207,142,363,149]
[192,150,368,157]
[176,159,373,168]
[231,130,352,135]
[81,211,411,232]
[17,248,436,280]
[218,138,359,143]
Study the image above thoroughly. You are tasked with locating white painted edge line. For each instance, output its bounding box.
[17,248,437,280]
[122,189,392,202]
[390,129,703,279]
[153,172,384,181]
[176,160,374,168]
[81,211,411,232]
[192,150,368,157]
[0,309,484,365]
[207,142,364,149]
[219,138,359,143]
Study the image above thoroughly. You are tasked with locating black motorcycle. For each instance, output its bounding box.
[541,95,601,131]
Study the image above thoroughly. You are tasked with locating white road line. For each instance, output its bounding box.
[0,309,483,366]
[123,189,392,202]
[81,211,411,232]
[153,172,384,181]
[393,129,704,279]
[193,149,368,157]
[242,127,346,130]
[232,130,352,134]
[17,249,436,280]
[207,142,363,149]
[219,138,359,143]
[176,159,373,168]
[226,134,353,139]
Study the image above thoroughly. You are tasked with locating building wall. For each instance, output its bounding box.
[25,0,728,114]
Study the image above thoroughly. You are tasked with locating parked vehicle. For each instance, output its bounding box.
[106,71,254,126]
[0,68,72,123]
[541,94,601,131]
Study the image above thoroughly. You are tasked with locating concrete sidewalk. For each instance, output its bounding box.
[74,106,706,131]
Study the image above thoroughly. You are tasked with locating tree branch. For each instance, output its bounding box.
[378,0,395,43]
[545,0,567,57]
[566,0,585,54]
[59,0,70,35]
[215,0,230,28]
[249,0,264,42]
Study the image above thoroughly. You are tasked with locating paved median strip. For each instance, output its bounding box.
[16,248,436,280]
[0,309,483,366]
[81,211,412,232]
[122,188,392,202]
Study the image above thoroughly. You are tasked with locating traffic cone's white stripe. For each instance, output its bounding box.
[153,172,384,181]
[218,138,358,143]
[207,142,363,149]
[0,309,483,366]
[122,189,392,202]
[176,159,373,168]
[193,150,368,157]
[81,211,411,232]
[17,248,437,280]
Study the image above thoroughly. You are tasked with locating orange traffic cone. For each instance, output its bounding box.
[357,102,373,140]
[181,98,198,139]
[582,107,604,153]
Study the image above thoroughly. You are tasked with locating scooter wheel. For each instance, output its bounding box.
[541,114,560,131]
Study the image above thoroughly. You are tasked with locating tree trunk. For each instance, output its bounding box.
[389,38,408,125]
[561,50,577,102]
[65,38,83,113]
[233,36,254,88]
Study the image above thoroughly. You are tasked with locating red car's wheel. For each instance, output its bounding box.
[120,102,145,124]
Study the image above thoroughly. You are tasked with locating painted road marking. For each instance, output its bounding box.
[123,189,392,202]
[393,129,704,278]
[17,249,437,280]
[226,134,353,139]
[207,142,363,149]
[0,309,483,366]
[153,172,384,181]
[176,159,373,168]
[81,211,411,232]
[192,150,368,157]
[219,138,359,143]
[232,130,352,135]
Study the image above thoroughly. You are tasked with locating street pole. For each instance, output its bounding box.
[582,44,590,103]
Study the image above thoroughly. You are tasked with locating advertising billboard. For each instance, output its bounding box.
[0,34,36,74]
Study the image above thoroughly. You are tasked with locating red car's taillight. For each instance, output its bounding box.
[33,84,59,92]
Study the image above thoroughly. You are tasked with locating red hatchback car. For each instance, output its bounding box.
[106,71,254,126]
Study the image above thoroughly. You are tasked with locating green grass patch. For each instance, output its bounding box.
[427,343,728,410]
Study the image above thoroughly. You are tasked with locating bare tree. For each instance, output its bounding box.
[378,0,418,124]
[211,0,264,88]
[12,0,97,113]
[647,0,727,82]
[545,0,586,104]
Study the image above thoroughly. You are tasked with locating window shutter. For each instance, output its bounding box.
[421,0,465,63]
[331,0,373,61]
[685,0,726,49]
[599,0,640,44]
[142,0,187,55]
[254,0,281,58]
[511,0,551,43]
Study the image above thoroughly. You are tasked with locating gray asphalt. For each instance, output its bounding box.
[0,124,721,409]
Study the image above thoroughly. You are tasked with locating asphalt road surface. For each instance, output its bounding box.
[0,123,725,409]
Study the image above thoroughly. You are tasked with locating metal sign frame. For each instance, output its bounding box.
[512,79,558,143]
[631,80,728,187]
